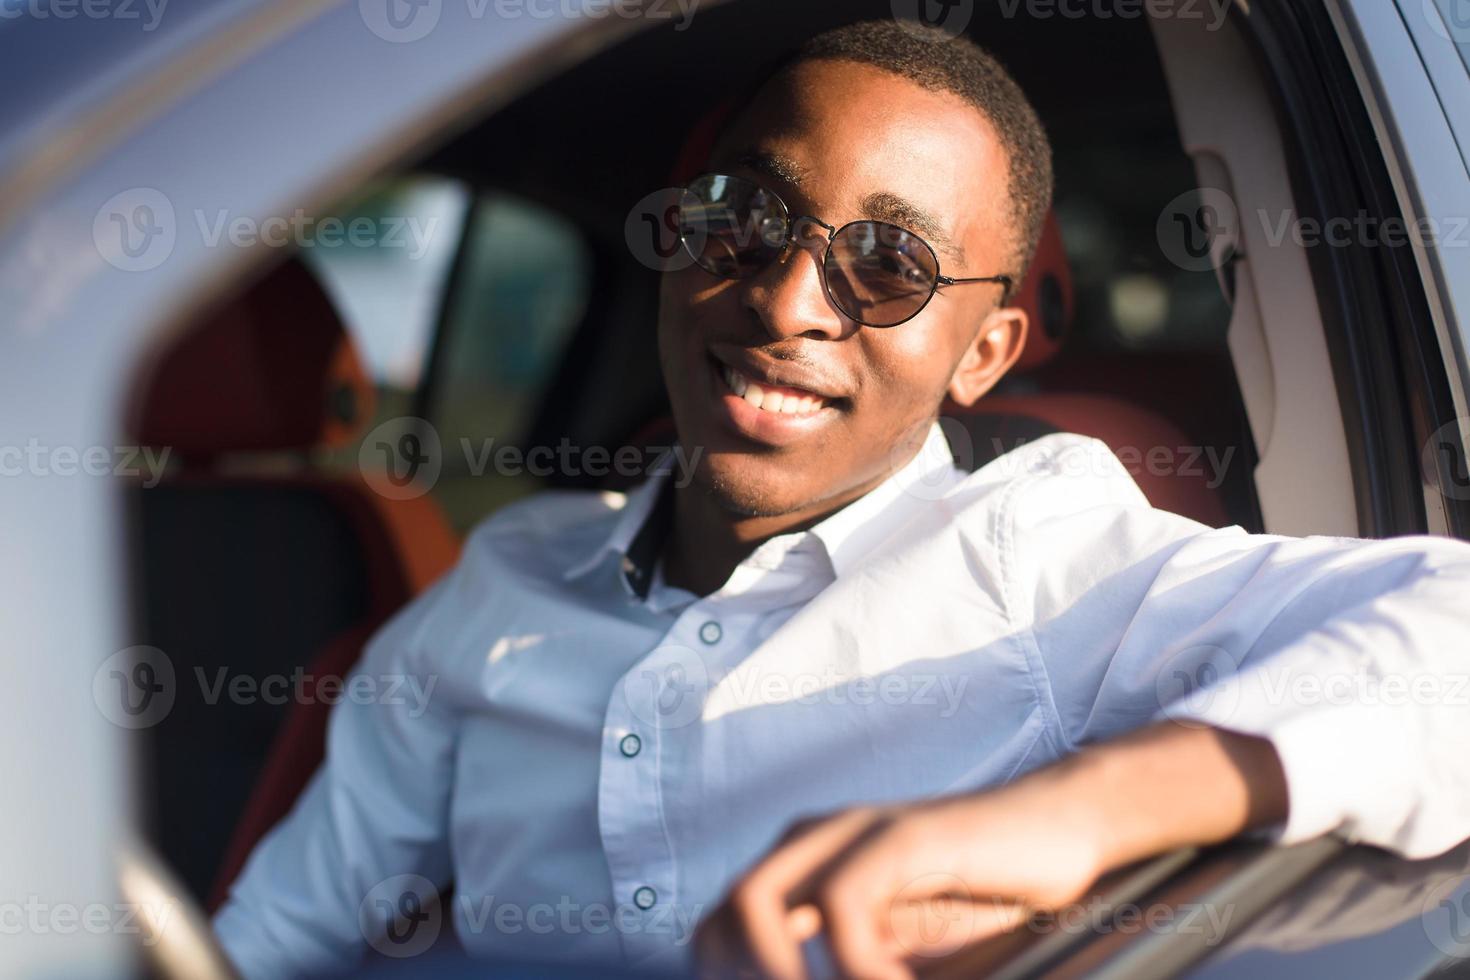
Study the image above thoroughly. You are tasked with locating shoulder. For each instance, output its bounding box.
[460,486,629,574]
[945,432,1152,523]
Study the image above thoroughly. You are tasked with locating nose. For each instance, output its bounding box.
[742,220,852,342]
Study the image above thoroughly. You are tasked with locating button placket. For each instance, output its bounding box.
[599,639,697,963]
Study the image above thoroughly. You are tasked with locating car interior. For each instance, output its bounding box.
[108,0,1469,974]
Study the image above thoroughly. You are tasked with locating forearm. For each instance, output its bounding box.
[1047,721,1289,870]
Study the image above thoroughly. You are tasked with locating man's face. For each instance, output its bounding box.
[658,59,1027,517]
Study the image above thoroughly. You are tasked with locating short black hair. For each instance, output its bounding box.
[774,20,1053,282]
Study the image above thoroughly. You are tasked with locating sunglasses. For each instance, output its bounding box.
[676,172,1013,328]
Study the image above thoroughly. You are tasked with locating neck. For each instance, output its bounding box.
[661,426,934,596]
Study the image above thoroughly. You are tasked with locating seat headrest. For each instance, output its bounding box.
[136,258,375,460]
[666,99,1073,371]
[1010,210,1073,372]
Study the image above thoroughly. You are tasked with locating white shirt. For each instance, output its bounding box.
[213,423,1470,978]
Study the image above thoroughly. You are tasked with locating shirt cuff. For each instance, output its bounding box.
[1154,650,1419,849]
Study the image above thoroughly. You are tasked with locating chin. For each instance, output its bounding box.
[689,450,822,518]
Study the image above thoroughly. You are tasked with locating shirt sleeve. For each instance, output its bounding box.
[210,568,459,979]
[1007,435,1470,860]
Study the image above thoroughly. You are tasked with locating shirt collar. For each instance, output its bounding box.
[805,420,963,577]
[563,421,962,594]
[562,454,675,597]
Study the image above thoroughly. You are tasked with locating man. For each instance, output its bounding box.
[213,19,1470,980]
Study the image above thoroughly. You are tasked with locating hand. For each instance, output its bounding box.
[695,723,1287,980]
[695,772,1107,980]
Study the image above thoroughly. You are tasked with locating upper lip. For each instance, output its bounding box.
[709,347,850,402]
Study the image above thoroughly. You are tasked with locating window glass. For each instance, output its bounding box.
[428,192,593,530]
[303,177,468,394]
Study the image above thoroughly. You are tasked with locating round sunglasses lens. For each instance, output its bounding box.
[678,175,787,278]
[824,222,939,326]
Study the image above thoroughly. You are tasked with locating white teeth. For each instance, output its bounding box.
[721,364,826,416]
[726,366,747,396]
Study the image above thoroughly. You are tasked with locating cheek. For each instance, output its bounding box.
[861,319,964,414]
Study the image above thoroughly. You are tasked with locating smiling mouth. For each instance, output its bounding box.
[718,362,832,416]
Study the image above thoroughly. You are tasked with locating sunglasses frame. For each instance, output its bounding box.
[678,171,1015,328]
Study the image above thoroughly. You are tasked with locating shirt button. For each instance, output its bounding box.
[698,621,722,645]
[619,733,642,758]
[633,886,657,910]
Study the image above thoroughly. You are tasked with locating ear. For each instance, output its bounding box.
[947,305,1028,408]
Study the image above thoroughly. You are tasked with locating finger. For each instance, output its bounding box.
[726,808,891,980]
[887,893,1032,961]
[785,903,822,943]
[816,874,915,980]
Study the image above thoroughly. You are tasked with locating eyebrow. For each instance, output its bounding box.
[730,148,967,267]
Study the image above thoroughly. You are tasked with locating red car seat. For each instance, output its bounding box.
[129,256,461,910]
